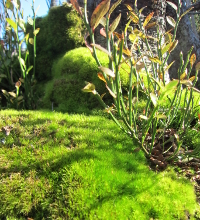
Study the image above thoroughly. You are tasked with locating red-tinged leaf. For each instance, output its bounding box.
[143,12,154,28]
[109,0,122,15]
[100,28,107,38]
[101,93,106,99]
[99,66,115,78]
[123,47,132,56]
[113,32,123,39]
[195,62,200,71]
[106,84,116,98]
[167,1,177,11]
[109,13,121,34]
[166,16,176,27]
[198,113,200,121]
[91,43,112,58]
[125,4,133,11]
[145,21,157,29]
[169,40,178,53]
[15,81,21,88]
[70,0,83,18]
[98,72,107,83]
[129,12,139,24]
[190,54,196,66]
[188,76,196,82]
[90,0,110,30]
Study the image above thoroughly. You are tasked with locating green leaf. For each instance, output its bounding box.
[161,42,172,55]
[139,115,148,120]
[19,57,25,68]
[166,1,177,11]
[139,6,147,14]
[8,92,16,98]
[17,96,23,101]
[99,66,115,78]
[90,0,110,30]
[26,66,33,75]
[2,89,9,97]
[169,40,178,53]
[109,13,121,34]
[19,34,29,46]
[180,80,193,87]
[99,17,106,27]
[166,16,176,28]
[35,5,40,16]
[91,43,112,58]
[129,34,138,43]
[150,93,158,107]
[82,83,96,94]
[148,56,162,64]
[0,74,7,78]
[33,28,40,36]
[160,80,178,100]
[106,84,116,98]
[109,0,122,15]
[18,18,26,32]
[27,17,33,26]
[29,38,34,45]
[155,114,167,119]
[5,1,14,11]
[6,18,17,33]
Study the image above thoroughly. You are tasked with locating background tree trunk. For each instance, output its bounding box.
[50,0,58,8]
[167,0,200,85]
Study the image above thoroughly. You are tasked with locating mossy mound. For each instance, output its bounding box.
[42,47,110,113]
[26,3,85,81]
[41,46,152,113]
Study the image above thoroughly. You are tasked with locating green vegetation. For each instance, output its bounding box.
[42,47,110,113]
[26,3,85,81]
[0,110,199,219]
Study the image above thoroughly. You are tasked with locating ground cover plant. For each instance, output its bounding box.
[70,0,200,167]
[0,109,199,219]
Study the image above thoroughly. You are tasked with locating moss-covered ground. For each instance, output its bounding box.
[0,109,199,219]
